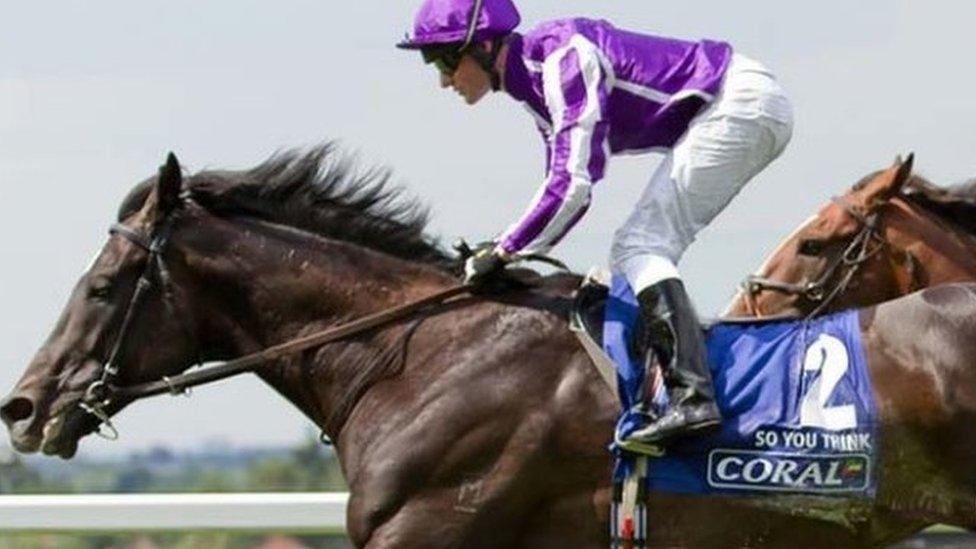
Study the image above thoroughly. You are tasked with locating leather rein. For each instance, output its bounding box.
[79,211,477,440]
[740,196,919,319]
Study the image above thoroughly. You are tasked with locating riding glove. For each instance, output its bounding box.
[463,243,508,284]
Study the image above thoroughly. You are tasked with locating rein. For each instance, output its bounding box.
[79,212,563,441]
[741,196,918,318]
[113,284,473,401]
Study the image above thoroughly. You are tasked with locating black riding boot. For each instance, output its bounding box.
[622,279,721,447]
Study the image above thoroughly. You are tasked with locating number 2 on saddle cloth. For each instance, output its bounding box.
[602,273,880,498]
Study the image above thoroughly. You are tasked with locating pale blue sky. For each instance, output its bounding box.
[1,1,974,456]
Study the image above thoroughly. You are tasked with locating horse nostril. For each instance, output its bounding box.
[0,396,36,427]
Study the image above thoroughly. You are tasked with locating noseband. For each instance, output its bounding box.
[741,197,918,319]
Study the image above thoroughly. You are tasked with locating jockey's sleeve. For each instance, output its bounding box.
[498,38,611,256]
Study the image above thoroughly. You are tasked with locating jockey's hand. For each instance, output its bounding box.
[463,243,508,284]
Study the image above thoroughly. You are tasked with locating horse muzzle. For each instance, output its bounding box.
[0,391,44,453]
[1,390,92,459]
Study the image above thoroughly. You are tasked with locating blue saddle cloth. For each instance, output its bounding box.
[604,275,879,498]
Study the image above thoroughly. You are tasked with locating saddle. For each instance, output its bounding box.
[572,277,610,348]
[569,272,622,395]
[569,272,669,400]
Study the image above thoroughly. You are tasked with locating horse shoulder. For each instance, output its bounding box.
[343,297,613,546]
[863,284,976,421]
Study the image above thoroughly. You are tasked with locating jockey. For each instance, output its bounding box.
[398,0,793,449]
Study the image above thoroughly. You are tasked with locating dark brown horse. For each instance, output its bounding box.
[726,155,976,318]
[4,148,976,547]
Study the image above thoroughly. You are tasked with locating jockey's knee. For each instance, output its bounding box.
[610,246,681,293]
[612,220,688,267]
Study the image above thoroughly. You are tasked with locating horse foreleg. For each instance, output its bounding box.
[358,493,485,549]
[358,490,611,549]
[517,489,611,549]
[357,487,559,549]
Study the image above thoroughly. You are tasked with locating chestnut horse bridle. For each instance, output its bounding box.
[740,196,919,319]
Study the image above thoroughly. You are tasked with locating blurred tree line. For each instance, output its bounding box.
[0,434,351,548]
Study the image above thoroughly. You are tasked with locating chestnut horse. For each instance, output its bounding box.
[4,148,976,547]
[726,154,976,318]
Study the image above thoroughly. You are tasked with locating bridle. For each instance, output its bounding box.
[79,208,199,440]
[79,214,182,439]
[77,201,480,441]
[740,196,919,319]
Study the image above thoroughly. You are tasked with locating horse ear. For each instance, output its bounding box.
[864,153,915,207]
[155,152,183,219]
[895,153,915,189]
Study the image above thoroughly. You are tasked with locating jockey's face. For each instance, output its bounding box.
[440,53,491,105]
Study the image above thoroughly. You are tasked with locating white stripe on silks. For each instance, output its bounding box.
[523,57,544,73]
[671,88,715,103]
[541,47,569,133]
[521,35,605,254]
[498,171,556,250]
[614,79,671,104]
[613,80,713,106]
[521,103,552,133]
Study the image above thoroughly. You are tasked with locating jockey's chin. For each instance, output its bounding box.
[461,87,490,105]
[441,78,490,105]
[442,58,493,105]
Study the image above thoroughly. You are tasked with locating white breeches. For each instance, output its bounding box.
[610,53,794,294]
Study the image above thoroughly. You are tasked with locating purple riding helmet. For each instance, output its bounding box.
[398,0,521,89]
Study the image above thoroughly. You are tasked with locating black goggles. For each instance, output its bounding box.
[422,45,466,75]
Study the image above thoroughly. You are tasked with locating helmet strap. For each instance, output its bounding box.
[458,0,502,90]
[460,0,485,50]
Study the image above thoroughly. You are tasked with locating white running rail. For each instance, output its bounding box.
[0,492,348,533]
[4,494,963,542]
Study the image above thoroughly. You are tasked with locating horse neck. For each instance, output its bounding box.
[888,198,976,276]
[180,213,455,438]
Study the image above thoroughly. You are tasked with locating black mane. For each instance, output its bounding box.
[120,145,452,268]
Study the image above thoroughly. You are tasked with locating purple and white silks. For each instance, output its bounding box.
[498,18,732,255]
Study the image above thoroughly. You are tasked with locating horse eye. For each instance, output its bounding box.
[798,239,826,256]
[88,278,113,299]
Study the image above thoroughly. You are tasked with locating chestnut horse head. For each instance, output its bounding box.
[727,155,976,318]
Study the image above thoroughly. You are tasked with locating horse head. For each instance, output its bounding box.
[727,155,926,317]
[0,154,203,458]
[1,146,458,460]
